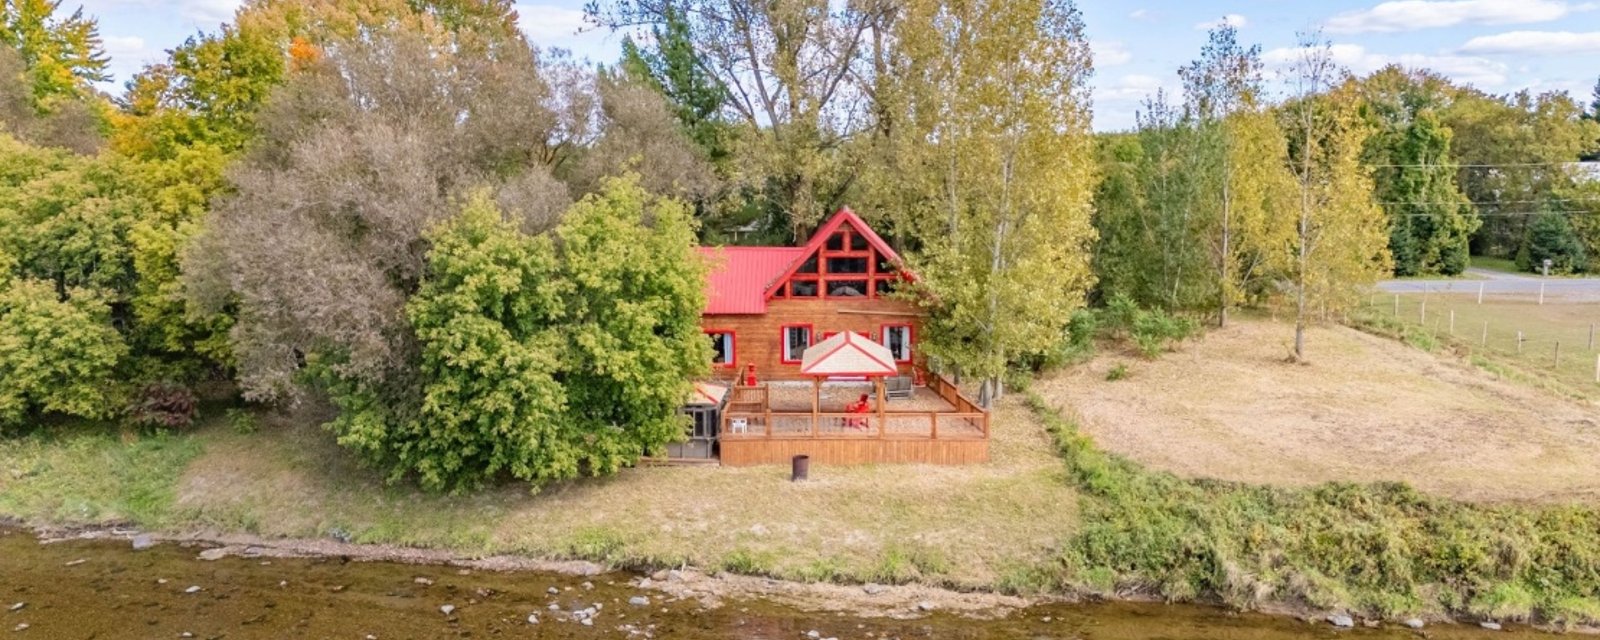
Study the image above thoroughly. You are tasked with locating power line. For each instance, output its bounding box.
[1377,198,1600,206]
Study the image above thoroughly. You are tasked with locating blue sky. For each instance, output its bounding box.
[78,0,1600,131]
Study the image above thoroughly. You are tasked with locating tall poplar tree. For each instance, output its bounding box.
[889,0,1097,405]
[1179,25,1296,326]
[1282,36,1392,361]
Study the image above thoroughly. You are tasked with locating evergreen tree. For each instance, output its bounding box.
[617,5,731,165]
[1374,110,1478,276]
[1520,209,1588,274]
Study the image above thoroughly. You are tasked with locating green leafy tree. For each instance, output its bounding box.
[323,177,707,491]
[554,175,709,475]
[1281,38,1393,361]
[888,0,1098,405]
[0,279,126,429]
[0,0,106,108]
[332,192,569,491]
[1519,209,1588,274]
[1374,110,1477,276]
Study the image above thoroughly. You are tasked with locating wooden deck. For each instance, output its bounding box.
[717,371,990,466]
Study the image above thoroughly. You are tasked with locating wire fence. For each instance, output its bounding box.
[1364,289,1600,392]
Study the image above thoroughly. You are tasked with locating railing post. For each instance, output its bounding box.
[930,412,939,440]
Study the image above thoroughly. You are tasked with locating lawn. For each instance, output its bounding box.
[0,397,1077,590]
[1034,317,1600,503]
[1364,292,1600,400]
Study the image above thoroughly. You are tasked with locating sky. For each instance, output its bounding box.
[76,0,1600,131]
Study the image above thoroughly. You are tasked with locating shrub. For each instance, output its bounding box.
[1519,211,1588,274]
[225,408,258,435]
[1105,363,1129,381]
[0,280,126,430]
[127,382,198,429]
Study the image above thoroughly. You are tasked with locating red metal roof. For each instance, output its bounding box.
[699,208,911,316]
[699,246,805,315]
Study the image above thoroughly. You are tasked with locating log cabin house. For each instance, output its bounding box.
[673,208,990,466]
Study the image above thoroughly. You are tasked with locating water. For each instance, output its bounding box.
[0,527,1533,639]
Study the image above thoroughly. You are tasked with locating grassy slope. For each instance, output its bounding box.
[0,400,1076,590]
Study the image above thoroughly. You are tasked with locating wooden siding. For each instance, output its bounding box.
[719,438,990,466]
[702,297,922,379]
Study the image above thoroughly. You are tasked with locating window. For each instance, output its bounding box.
[827,257,868,274]
[706,330,735,367]
[828,280,868,297]
[790,279,819,297]
[881,324,912,362]
[781,324,813,363]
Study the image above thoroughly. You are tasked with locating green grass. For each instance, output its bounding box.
[1024,391,1600,626]
[1471,255,1591,278]
[0,426,202,527]
[1356,292,1599,399]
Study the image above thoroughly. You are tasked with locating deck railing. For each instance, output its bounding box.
[720,368,989,441]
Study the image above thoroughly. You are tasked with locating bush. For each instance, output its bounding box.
[1105,363,1129,381]
[127,382,198,429]
[1519,211,1588,274]
[0,280,127,430]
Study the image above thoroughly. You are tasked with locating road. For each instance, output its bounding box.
[1378,268,1600,303]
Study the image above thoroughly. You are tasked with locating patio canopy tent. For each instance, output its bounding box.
[798,331,899,426]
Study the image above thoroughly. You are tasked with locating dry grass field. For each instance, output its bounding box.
[1035,318,1600,503]
[162,398,1075,588]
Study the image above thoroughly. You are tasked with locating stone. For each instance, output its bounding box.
[526,614,539,625]
[5,604,20,613]
[1403,618,1425,630]
[651,570,669,581]
[13,623,28,632]
[862,584,886,595]
[581,581,594,590]
[183,586,202,594]
[131,535,154,551]
[1326,614,1354,628]
[156,579,168,585]
[806,631,821,639]
[63,559,86,567]
[180,633,194,638]
[439,605,455,616]
[413,577,433,586]
[1480,621,1503,631]
[547,587,560,595]
[198,549,227,561]
[629,596,650,607]
[917,601,935,612]
[666,570,685,582]
[581,618,594,627]
[548,604,560,612]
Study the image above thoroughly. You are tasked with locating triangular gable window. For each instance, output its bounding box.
[770,219,903,300]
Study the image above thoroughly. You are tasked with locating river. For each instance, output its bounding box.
[0,527,1536,639]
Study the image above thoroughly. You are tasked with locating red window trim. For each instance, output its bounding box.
[879,323,914,363]
[779,323,814,364]
[705,328,737,369]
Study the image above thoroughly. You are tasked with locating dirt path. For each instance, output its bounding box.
[1035,319,1600,503]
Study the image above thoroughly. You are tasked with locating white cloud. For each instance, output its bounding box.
[515,4,591,45]
[1094,40,1132,67]
[1128,9,1153,21]
[1262,43,1509,88]
[1459,30,1600,55]
[1194,14,1248,30]
[1324,0,1581,34]
[99,35,161,85]
[1099,74,1167,102]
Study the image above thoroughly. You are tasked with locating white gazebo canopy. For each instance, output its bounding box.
[799,331,898,377]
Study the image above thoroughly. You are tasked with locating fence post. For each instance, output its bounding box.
[1481,321,1488,346]
[1517,331,1524,354]
[1393,294,1399,316]
[1420,298,1427,324]
[1595,354,1599,383]
[1449,309,1455,335]
[1478,282,1484,304]
[1555,341,1562,368]
[1590,323,1595,351]
[1539,282,1546,305]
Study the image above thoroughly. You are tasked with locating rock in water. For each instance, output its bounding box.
[917,601,935,612]
[547,587,559,595]
[1403,618,1425,629]
[5,603,21,613]
[439,605,455,616]
[525,614,539,625]
[413,577,433,586]
[131,535,154,551]
[628,596,650,606]
[13,623,28,632]
[183,586,202,594]
[1480,621,1503,631]
[198,549,227,561]
[1326,614,1354,628]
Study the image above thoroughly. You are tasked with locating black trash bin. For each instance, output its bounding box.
[791,454,810,482]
